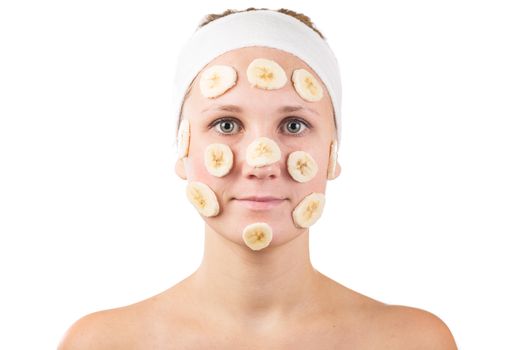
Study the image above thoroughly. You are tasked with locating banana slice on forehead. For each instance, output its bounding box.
[204,143,234,177]
[287,150,318,183]
[246,58,287,90]
[292,68,324,102]
[186,181,220,217]
[292,192,325,228]
[242,222,273,251]
[199,64,238,98]
[246,137,282,167]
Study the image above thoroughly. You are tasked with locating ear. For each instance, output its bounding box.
[175,157,187,180]
[333,161,341,179]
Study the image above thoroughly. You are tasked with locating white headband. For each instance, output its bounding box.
[173,9,342,146]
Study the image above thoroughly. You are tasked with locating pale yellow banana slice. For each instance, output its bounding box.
[291,68,324,102]
[246,137,281,167]
[204,143,234,177]
[186,181,220,217]
[287,150,318,183]
[177,119,190,159]
[327,140,338,180]
[246,58,287,90]
[242,222,273,251]
[199,64,237,98]
[292,192,325,228]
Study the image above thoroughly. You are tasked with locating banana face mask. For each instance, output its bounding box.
[198,58,325,104]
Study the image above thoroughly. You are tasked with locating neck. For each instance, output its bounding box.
[187,223,322,326]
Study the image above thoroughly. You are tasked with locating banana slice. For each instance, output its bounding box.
[327,140,338,180]
[204,143,234,177]
[199,64,237,98]
[246,58,287,90]
[291,68,324,102]
[292,192,325,228]
[287,150,318,183]
[186,181,220,217]
[242,222,273,251]
[177,119,190,159]
[246,137,281,167]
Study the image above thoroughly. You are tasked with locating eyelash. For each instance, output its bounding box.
[209,117,311,137]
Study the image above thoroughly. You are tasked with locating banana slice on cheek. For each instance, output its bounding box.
[204,143,234,177]
[186,181,220,217]
[287,150,318,183]
[177,119,190,160]
[292,192,326,228]
[327,140,338,180]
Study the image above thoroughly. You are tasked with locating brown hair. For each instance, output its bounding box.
[197,7,325,39]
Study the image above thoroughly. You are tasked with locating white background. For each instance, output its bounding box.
[1,0,524,349]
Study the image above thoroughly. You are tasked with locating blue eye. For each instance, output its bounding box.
[211,118,241,135]
[283,118,309,135]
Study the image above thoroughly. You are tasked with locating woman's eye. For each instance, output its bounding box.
[283,119,309,135]
[212,119,241,135]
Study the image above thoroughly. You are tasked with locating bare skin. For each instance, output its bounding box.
[58,47,457,349]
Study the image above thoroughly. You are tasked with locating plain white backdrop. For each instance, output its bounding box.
[0,0,524,349]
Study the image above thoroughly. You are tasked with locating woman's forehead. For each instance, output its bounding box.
[184,46,333,118]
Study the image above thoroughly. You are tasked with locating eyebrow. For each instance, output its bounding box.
[201,104,319,116]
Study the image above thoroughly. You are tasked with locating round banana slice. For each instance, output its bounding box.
[246,137,282,167]
[287,150,318,183]
[199,64,237,98]
[246,58,287,90]
[292,192,325,228]
[186,181,220,217]
[242,222,273,251]
[327,140,338,180]
[204,143,234,177]
[177,119,190,159]
[291,68,324,102]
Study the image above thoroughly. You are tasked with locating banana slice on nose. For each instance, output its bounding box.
[246,58,287,90]
[292,68,324,102]
[199,65,237,98]
[246,137,282,167]
[204,143,234,177]
[327,140,338,180]
[287,150,318,183]
[177,119,190,159]
[242,222,273,251]
[292,192,325,228]
[186,181,220,217]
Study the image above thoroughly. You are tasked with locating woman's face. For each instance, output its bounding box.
[176,46,341,249]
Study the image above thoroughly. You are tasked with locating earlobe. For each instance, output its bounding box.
[175,158,187,180]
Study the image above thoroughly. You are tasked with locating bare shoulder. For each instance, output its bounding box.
[57,306,136,350]
[372,304,458,350]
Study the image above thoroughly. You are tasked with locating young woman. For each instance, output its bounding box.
[59,7,457,349]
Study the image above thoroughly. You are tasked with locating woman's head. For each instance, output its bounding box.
[173,8,342,251]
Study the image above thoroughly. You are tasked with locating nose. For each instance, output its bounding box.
[241,157,282,180]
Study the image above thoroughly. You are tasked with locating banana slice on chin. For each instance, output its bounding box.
[242,222,273,251]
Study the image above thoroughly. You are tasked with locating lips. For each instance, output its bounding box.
[233,196,286,210]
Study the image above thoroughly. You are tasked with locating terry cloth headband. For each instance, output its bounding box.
[173,9,343,147]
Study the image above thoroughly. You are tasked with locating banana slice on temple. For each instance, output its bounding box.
[291,68,324,102]
[246,58,287,90]
[177,119,190,159]
[287,150,318,183]
[204,143,234,177]
[199,64,237,98]
[246,137,282,167]
[242,222,273,251]
[327,140,338,180]
[186,181,220,217]
[292,192,325,228]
